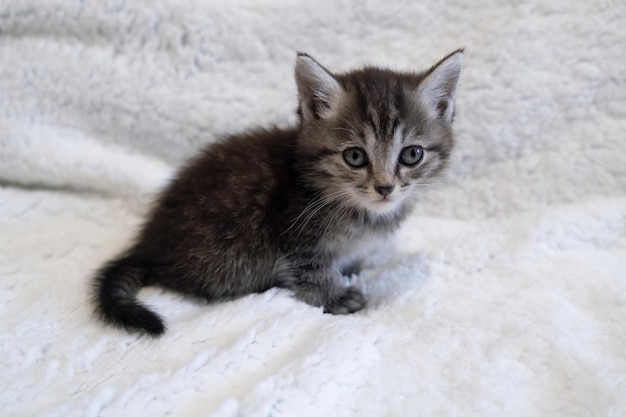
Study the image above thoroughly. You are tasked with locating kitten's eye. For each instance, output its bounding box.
[343,147,368,168]
[399,146,424,166]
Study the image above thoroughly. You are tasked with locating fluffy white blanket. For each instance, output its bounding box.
[1,1,625,416]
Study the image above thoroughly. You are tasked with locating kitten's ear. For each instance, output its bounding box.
[295,53,343,121]
[417,50,464,123]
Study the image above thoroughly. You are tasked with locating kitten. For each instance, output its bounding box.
[92,50,464,336]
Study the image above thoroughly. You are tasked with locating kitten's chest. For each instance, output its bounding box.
[323,232,388,268]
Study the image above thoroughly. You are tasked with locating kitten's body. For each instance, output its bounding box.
[93,51,464,336]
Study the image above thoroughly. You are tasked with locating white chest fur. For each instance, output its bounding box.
[327,233,390,272]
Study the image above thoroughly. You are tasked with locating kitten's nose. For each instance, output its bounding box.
[374,184,395,197]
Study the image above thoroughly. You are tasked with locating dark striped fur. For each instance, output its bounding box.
[92,50,464,336]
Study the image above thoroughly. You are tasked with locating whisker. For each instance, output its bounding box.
[282,190,348,239]
[286,198,331,236]
[317,191,356,237]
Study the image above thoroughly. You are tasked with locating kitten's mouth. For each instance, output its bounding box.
[374,194,397,203]
[349,189,402,215]
[360,194,403,215]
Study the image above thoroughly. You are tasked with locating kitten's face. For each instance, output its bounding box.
[295,52,463,218]
[313,113,450,216]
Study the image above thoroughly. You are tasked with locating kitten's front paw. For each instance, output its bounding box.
[324,287,365,315]
[340,261,363,277]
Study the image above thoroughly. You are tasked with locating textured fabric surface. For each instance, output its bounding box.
[1,1,625,416]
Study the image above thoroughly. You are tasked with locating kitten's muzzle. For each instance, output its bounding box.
[374,184,395,197]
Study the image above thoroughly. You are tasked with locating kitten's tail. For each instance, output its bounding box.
[92,255,166,337]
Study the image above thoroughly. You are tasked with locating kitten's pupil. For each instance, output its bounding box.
[343,147,368,168]
[400,146,424,166]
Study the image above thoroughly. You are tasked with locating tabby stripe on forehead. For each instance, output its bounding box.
[390,117,400,137]
[374,105,390,137]
[388,83,404,135]
[355,80,404,140]
[354,81,373,132]
[367,101,384,138]
[367,115,380,139]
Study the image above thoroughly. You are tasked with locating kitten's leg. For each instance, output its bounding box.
[340,259,363,277]
[280,253,365,314]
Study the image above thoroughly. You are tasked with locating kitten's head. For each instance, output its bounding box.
[294,50,463,218]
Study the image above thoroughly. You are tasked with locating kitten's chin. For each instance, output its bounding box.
[360,196,404,217]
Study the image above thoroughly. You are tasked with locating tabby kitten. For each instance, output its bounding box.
[93,50,464,336]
